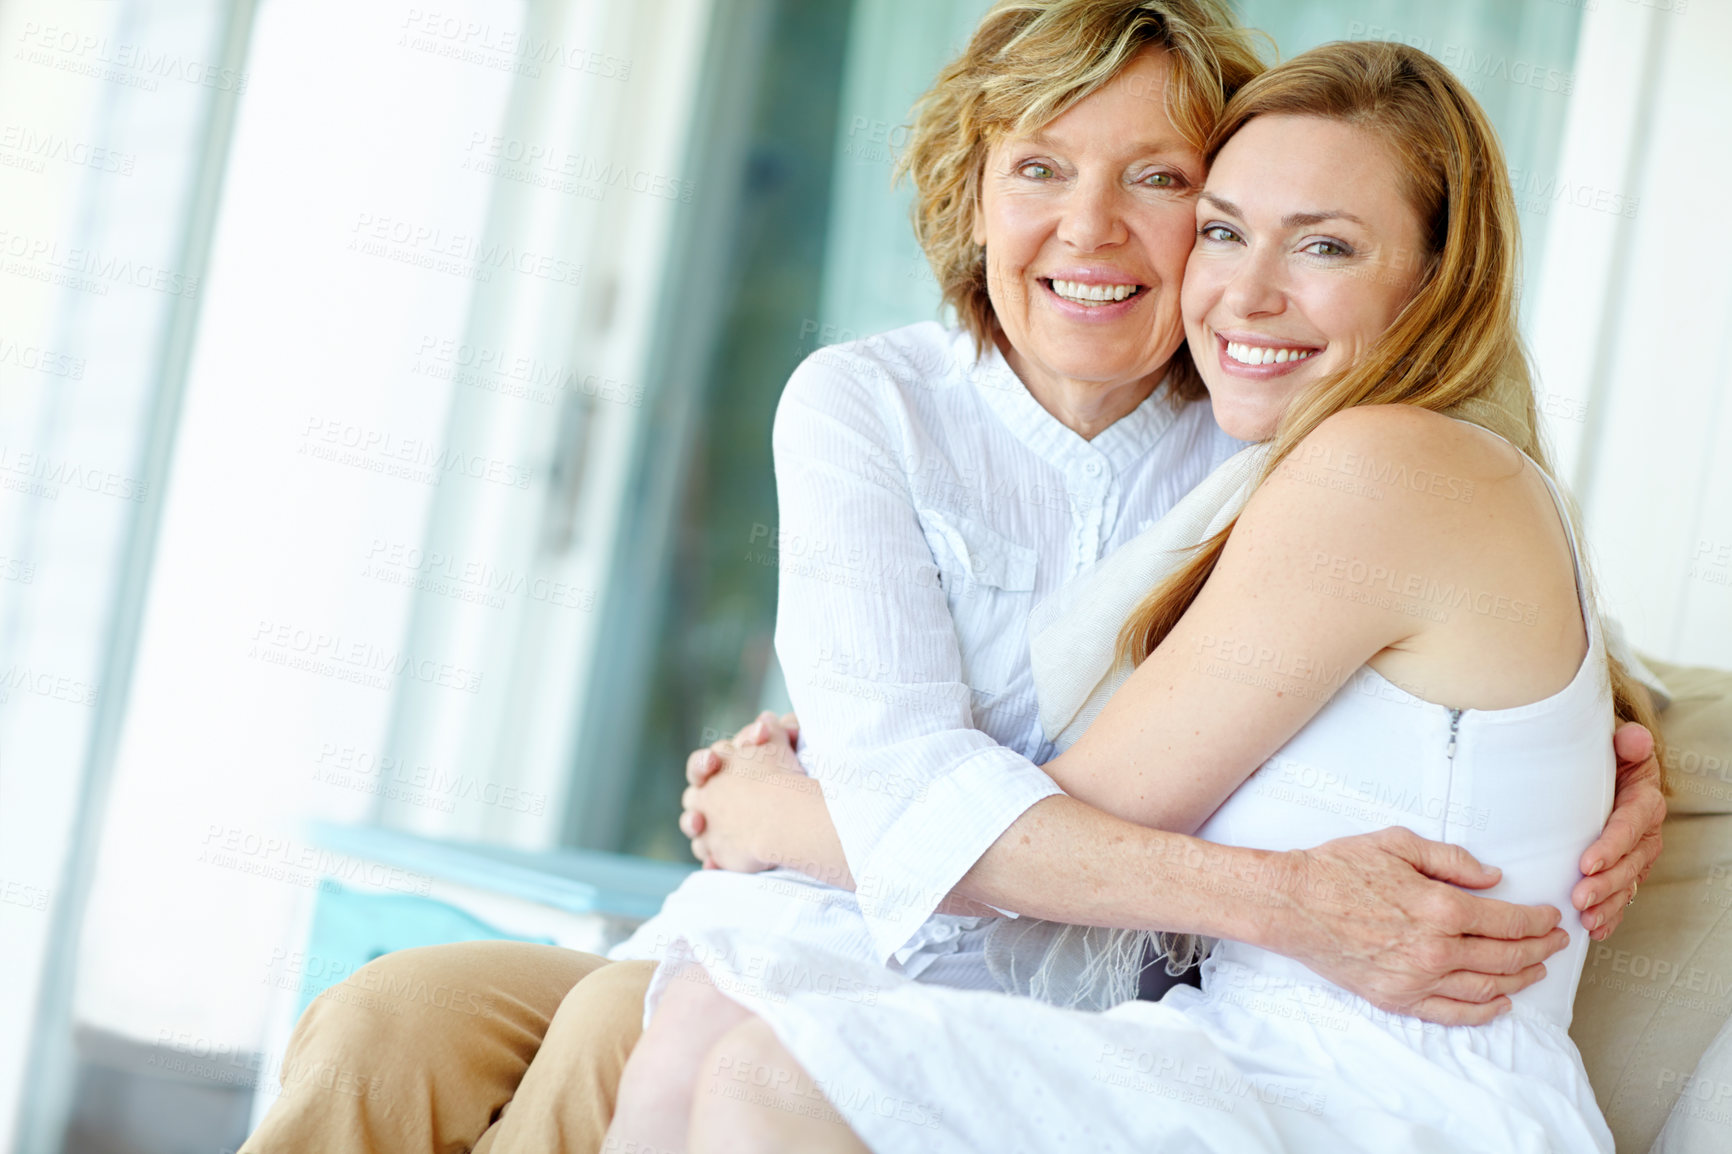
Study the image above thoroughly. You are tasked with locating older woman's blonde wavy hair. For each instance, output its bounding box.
[1114,39,1663,749]
[897,0,1266,399]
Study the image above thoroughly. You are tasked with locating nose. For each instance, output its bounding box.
[1055,174,1128,252]
[1219,244,1286,319]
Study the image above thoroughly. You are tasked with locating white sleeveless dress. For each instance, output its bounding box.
[670,461,1617,1152]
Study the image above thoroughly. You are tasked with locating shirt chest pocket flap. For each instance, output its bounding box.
[917,508,1038,695]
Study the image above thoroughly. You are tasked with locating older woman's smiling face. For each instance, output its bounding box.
[973,48,1205,436]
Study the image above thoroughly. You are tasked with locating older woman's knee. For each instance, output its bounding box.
[284,951,417,1063]
[300,946,474,1048]
[538,957,656,1074]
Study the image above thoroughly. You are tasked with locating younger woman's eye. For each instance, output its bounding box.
[1303,238,1352,257]
[1198,224,1240,244]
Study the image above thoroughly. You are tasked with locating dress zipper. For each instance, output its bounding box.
[1441,708,1464,840]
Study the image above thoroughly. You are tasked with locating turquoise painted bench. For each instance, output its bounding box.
[290,822,694,1011]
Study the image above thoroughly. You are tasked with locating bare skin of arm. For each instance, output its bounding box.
[686,713,1659,938]
[689,749,1573,1023]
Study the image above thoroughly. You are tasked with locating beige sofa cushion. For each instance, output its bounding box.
[1644,659,1732,817]
[1566,650,1732,1150]
[1649,1011,1732,1152]
[1570,724,1732,1154]
[1573,811,1732,1150]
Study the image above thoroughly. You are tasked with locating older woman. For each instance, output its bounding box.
[240,3,1665,1152]
[665,37,1646,1153]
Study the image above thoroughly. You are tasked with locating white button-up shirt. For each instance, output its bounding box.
[613,321,1242,977]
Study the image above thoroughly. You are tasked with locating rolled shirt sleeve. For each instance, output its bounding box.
[770,348,1063,963]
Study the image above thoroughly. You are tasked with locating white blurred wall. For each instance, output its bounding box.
[1529,0,1731,668]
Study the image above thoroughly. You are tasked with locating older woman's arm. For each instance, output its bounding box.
[686,711,1662,940]
[685,741,1566,1024]
[688,719,1659,1022]
[760,345,1076,961]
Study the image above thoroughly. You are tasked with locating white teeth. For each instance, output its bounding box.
[1049,278,1140,305]
[1225,340,1316,367]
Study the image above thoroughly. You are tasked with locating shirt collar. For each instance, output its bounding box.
[963,328,1181,476]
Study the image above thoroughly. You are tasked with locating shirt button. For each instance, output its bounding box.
[1084,460,1103,477]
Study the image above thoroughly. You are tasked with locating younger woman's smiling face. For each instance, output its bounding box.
[1181,114,1431,441]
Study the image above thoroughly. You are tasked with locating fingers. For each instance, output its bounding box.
[1588,723,1664,876]
[1581,893,1631,942]
[687,746,722,787]
[1453,892,1564,942]
[1581,780,1663,876]
[736,711,799,750]
[1430,963,1549,1005]
[1446,927,1569,975]
[1578,831,1658,940]
[1571,845,1644,915]
[1577,817,1636,881]
[757,712,798,748]
[734,710,789,746]
[679,786,707,838]
[1407,994,1512,1028]
[1612,721,1656,770]
[1390,830,1501,889]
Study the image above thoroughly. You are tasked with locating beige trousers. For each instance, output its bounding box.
[240,940,654,1154]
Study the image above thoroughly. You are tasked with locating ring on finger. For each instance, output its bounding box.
[1625,880,1638,908]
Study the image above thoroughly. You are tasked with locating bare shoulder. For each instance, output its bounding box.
[1281,405,1526,496]
[1250,405,1543,537]
[1242,405,1583,708]
[1226,408,1479,584]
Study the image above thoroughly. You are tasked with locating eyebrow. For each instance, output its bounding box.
[1022,130,1189,157]
[1201,192,1367,229]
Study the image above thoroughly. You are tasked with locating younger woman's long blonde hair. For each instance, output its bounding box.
[1115,40,1662,749]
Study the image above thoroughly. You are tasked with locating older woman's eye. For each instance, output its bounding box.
[1017,161,1056,179]
[1140,171,1181,188]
